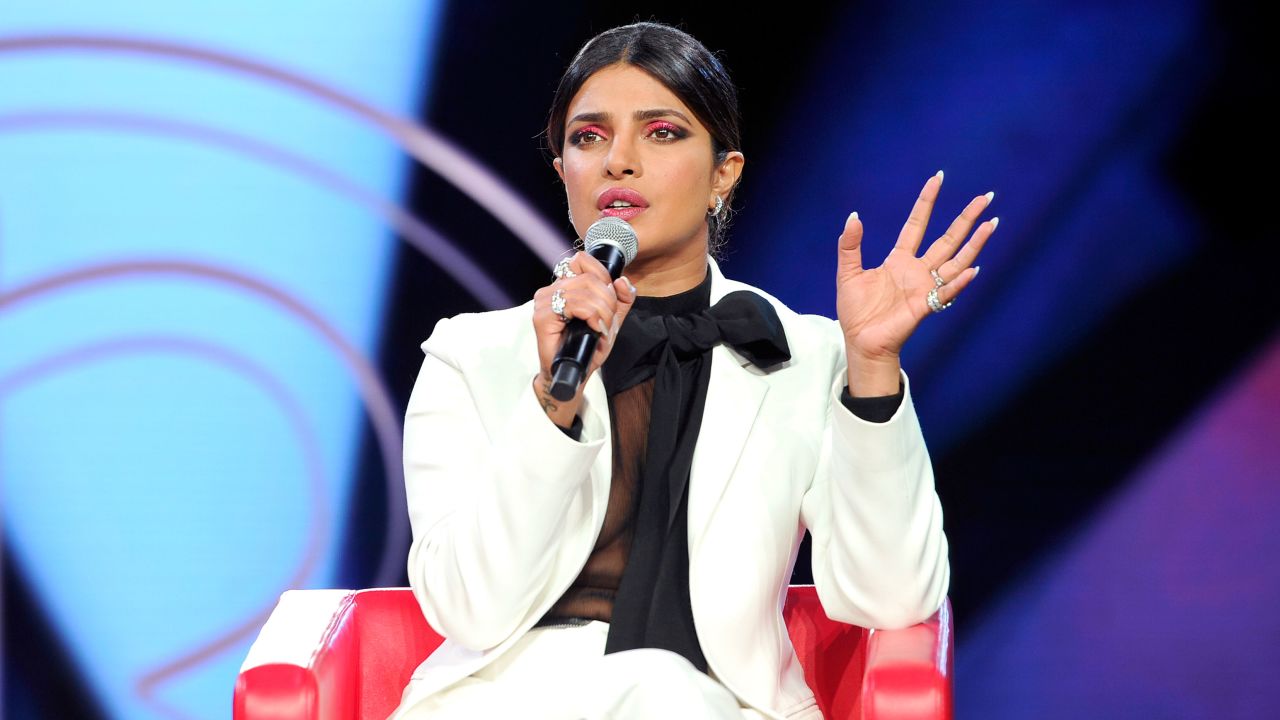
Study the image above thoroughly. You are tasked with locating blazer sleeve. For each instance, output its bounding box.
[403,315,607,650]
[798,321,951,629]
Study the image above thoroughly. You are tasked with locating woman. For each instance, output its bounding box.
[391,21,992,720]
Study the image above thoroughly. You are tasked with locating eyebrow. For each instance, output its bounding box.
[567,108,693,126]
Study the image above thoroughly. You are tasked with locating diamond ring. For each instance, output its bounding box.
[553,258,576,279]
[551,287,569,321]
[926,287,954,313]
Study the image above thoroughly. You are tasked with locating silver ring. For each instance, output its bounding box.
[551,287,569,321]
[553,258,576,279]
[927,287,954,313]
[930,268,946,287]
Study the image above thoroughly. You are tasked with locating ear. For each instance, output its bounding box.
[553,157,565,184]
[712,151,744,200]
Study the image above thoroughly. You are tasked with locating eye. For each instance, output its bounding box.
[569,126,605,146]
[648,121,686,141]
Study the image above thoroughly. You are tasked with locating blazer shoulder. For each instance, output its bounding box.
[419,300,535,367]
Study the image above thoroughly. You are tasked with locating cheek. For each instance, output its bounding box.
[660,159,711,198]
[656,171,709,219]
[562,160,594,196]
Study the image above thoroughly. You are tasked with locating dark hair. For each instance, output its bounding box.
[542,21,743,260]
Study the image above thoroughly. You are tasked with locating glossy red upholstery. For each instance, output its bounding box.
[234,586,952,720]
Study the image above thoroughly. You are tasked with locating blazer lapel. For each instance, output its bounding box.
[687,255,769,552]
[573,255,771,553]
[581,367,612,535]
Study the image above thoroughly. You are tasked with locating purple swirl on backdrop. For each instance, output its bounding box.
[0,34,572,266]
[0,109,513,309]
[0,31,574,717]
[0,260,409,718]
[0,334,329,720]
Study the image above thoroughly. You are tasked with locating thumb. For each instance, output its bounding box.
[837,211,864,285]
[610,275,637,335]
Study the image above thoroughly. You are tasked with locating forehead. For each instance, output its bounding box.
[566,64,700,126]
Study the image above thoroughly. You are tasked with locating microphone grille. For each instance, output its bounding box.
[584,216,639,265]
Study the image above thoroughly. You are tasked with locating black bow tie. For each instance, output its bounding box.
[602,290,791,396]
[600,289,790,672]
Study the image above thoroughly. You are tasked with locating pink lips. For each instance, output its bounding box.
[597,187,649,220]
[602,206,645,220]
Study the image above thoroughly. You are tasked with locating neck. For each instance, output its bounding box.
[625,242,709,297]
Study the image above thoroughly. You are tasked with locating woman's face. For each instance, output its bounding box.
[553,63,743,267]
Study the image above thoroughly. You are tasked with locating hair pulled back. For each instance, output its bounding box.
[543,21,743,259]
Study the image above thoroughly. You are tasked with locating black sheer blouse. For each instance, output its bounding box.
[539,268,904,627]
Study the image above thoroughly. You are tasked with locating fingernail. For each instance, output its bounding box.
[974,265,982,277]
[848,211,859,223]
[984,191,995,203]
[991,216,999,229]
[936,169,944,181]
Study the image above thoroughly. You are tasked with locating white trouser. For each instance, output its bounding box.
[391,620,766,719]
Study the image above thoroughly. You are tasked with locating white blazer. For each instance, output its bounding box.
[392,254,950,720]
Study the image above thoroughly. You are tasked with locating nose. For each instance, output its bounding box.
[603,135,640,178]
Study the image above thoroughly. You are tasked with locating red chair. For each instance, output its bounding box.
[233,586,953,720]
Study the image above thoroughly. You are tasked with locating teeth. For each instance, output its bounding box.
[608,200,634,208]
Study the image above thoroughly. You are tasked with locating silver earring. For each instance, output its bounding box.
[708,195,724,217]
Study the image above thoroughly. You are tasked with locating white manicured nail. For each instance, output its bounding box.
[848,211,859,223]
[991,216,1000,228]
[985,191,995,203]
[974,265,982,277]
[936,169,944,181]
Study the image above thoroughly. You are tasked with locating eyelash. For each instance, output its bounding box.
[568,121,686,146]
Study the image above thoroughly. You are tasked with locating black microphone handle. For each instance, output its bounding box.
[548,243,629,401]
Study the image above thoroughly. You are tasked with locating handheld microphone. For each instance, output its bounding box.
[549,216,639,401]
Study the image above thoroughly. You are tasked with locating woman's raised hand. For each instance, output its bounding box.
[835,171,997,364]
[531,250,637,427]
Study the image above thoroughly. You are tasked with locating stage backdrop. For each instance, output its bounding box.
[0,2,445,718]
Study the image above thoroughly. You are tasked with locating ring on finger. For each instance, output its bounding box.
[553,258,577,279]
[926,286,954,313]
[551,287,569,321]
[930,268,946,288]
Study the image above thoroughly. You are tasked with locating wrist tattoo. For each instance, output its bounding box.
[536,375,559,414]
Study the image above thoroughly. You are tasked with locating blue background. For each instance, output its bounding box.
[2,2,1275,718]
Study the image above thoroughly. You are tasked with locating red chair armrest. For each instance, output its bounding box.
[862,596,954,720]
[234,590,360,720]
[784,587,953,720]
[234,589,445,720]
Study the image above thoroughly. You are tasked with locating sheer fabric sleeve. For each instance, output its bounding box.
[557,414,585,441]
[838,381,904,423]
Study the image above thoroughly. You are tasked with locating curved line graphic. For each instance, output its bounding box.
[0,109,512,309]
[0,335,329,720]
[0,34,571,266]
[0,259,406,589]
